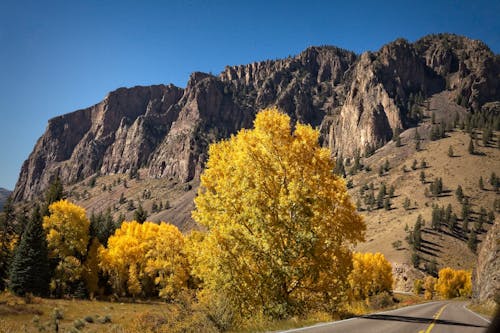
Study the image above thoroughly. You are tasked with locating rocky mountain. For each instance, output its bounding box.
[0,188,11,211]
[474,219,500,303]
[13,34,500,202]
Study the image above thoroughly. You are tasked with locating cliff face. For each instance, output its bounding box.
[13,34,500,201]
[474,219,500,303]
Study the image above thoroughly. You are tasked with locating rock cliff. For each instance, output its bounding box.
[474,219,500,303]
[13,34,500,201]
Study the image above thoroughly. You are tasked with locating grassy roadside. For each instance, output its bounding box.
[235,292,426,332]
[0,292,426,333]
[466,300,498,319]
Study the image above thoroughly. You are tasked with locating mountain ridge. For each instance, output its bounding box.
[13,33,500,202]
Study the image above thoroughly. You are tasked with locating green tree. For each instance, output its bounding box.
[393,127,401,147]
[0,196,16,290]
[191,108,365,319]
[468,139,475,155]
[9,205,50,296]
[420,171,426,184]
[133,204,148,223]
[403,197,411,211]
[455,185,464,203]
[479,176,484,190]
[42,177,64,217]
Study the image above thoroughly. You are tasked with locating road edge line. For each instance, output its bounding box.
[276,318,357,333]
[462,304,491,324]
[277,301,442,332]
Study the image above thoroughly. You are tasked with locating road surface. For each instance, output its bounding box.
[279,301,491,333]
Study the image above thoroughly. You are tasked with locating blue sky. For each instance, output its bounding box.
[0,0,499,190]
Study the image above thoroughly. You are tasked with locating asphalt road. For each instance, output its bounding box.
[279,301,492,333]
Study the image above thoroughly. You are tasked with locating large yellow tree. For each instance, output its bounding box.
[435,267,472,299]
[43,199,90,294]
[192,108,365,319]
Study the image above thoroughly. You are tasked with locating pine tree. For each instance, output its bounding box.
[468,232,477,253]
[42,177,64,216]
[468,139,475,155]
[456,185,464,203]
[420,171,426,184]
[9,205,50,296]
[479,176,484,190]
[448,146,454,157]
[133,204,148,223]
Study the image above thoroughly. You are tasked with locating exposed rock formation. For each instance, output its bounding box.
[13,34,500,201]
[474,219,500,303]
[0,188,11,211]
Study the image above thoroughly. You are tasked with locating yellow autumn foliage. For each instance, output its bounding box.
[349,252,393,300]
[99,221,189,299]
[192,108,365,319]
[423,276,436,300]
[435,267,472,299]
[43,200,90,294]
[43,199,89,259]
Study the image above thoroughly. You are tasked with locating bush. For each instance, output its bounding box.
[413,279,423,295]
[369,292,394,310]
[73,319,85,330]
[83,315,94,323]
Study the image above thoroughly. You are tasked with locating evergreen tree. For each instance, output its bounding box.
[42,177,64,216]
[448,146,454,157]
[420,171,426,184]
[0,197,16,290]
[403,197,411,211]
[8,205,50,296]
[411,159,418,170]
[479,176,484,190]
[393,127,401,147]
[133,204,148,223]
[383,197,391,210]
[468,139,475,155]
[455,185,464,203]
[468,232,477,253]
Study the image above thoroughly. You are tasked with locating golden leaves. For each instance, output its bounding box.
[99,221,189,299]
[192,107,365,317]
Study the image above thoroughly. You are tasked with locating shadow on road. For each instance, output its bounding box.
[360,314,487,328]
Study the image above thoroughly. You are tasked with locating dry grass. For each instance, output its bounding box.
[0,292,183,332]
[467,300,498,319]
[0,292,427,333]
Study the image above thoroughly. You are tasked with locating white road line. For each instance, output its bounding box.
[277,301,443,332]
[462,304,491,324]
[277,317,357,333]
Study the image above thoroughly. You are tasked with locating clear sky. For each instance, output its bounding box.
[0,0,499,191]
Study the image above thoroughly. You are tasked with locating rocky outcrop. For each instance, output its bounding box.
[13,34,500,201]
[0,188,11,211]
[474,219,500,303]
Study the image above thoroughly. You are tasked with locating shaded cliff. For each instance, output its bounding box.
[13,34,500,201]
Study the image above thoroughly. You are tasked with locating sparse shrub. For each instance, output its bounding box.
[423,276,436,300]
[97,315,112,324]
[369,291,394,310]
[392,240,402,250]
[84,315,94,323]
[73,319,85,330]
[413,279,423,295]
